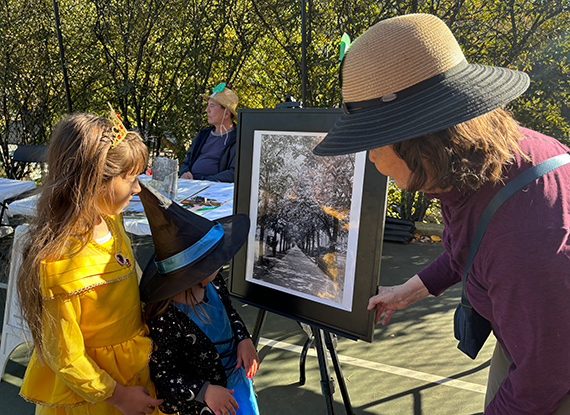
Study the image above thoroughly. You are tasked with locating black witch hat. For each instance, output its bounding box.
[138,180,249,303]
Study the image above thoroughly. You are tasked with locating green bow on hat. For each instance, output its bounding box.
[339,33,351,63]
[212,82,226,95]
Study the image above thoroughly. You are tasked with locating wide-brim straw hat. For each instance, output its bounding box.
[138,180,249,303]
[201,85,239,117]
[313,13,530,156]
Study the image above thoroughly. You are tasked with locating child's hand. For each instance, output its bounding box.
[236,338,259,379]
[204,384,238,415]
[105,383,163,415]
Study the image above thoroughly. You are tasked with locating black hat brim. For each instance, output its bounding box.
[313,64,529,156]
[139,213,249,303]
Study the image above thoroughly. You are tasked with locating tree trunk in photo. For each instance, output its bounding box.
[330,217,339,251]
[272,230,277,257]
[259,221,266,260]
[311,230,315,256]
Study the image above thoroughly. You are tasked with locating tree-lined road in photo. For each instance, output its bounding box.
[254,245,343,303]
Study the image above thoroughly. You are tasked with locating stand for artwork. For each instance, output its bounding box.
[251,309,354,415]
[250,307,268,347]
[303,326,354,415]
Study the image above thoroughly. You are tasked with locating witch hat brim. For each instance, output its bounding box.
[137,180,249,303]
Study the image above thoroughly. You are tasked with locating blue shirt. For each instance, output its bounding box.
[191,128,233,178]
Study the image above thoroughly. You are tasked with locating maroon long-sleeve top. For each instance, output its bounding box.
[418,128,570,414]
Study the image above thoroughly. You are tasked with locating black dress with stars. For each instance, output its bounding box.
[148,273,251,414]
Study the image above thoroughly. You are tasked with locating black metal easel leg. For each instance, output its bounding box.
[313,328,336,415]
[250,312,353,415]
[251,309,267,349]
[324,331,354,415]
[299,331,314,385]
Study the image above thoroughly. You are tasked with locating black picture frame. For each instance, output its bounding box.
[230,108,388,342]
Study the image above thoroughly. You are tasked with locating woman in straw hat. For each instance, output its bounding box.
[180,82,239,183]
[314,13,570,414]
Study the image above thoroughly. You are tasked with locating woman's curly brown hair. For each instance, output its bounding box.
[392,108,524,193]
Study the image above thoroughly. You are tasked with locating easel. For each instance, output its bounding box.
[251,309,354,415]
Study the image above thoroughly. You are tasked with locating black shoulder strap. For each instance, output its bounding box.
[461,153,570,306]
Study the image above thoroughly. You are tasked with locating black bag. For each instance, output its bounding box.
[453,302,492,359]
[452,153,570,359]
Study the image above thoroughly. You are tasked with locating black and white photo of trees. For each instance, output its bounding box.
[245,131,365,310]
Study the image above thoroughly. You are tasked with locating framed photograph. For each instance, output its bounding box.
[231,108,388,342]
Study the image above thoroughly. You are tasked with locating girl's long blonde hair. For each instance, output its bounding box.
[17,113,148,357]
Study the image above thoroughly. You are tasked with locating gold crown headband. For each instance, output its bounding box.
[108,103,127,148]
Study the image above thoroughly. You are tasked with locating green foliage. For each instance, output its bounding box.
[0,0,61,168]
[509,28,570,143]
[386,179,442,223]
[1,0,569,176]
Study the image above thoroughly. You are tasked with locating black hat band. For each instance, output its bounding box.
[343,60,468,114]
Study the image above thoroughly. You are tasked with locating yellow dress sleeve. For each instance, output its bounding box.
[40,294,115,403]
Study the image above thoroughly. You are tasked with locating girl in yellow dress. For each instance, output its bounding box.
[17,111,163,415]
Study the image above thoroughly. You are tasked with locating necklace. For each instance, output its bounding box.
[91,215,132,267]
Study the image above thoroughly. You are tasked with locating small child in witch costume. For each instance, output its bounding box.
[138,180,260,415]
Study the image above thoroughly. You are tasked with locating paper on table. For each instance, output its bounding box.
[124,201,234,235]
[123,176,234,219]
[0,178,36,204]
[176,182,213,203]
[6,176,235,237]
[195,182,234,203]
[5,193,39,217]
[177,180,232,201]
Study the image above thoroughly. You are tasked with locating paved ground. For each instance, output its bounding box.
[0,235,495,415]
[253,245,344,303]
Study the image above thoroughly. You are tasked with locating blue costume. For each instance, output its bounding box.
[148,273,259,414]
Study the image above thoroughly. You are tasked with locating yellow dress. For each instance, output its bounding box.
[20,215,157,414]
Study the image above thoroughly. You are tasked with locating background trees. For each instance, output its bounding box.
[2,0,569,219]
